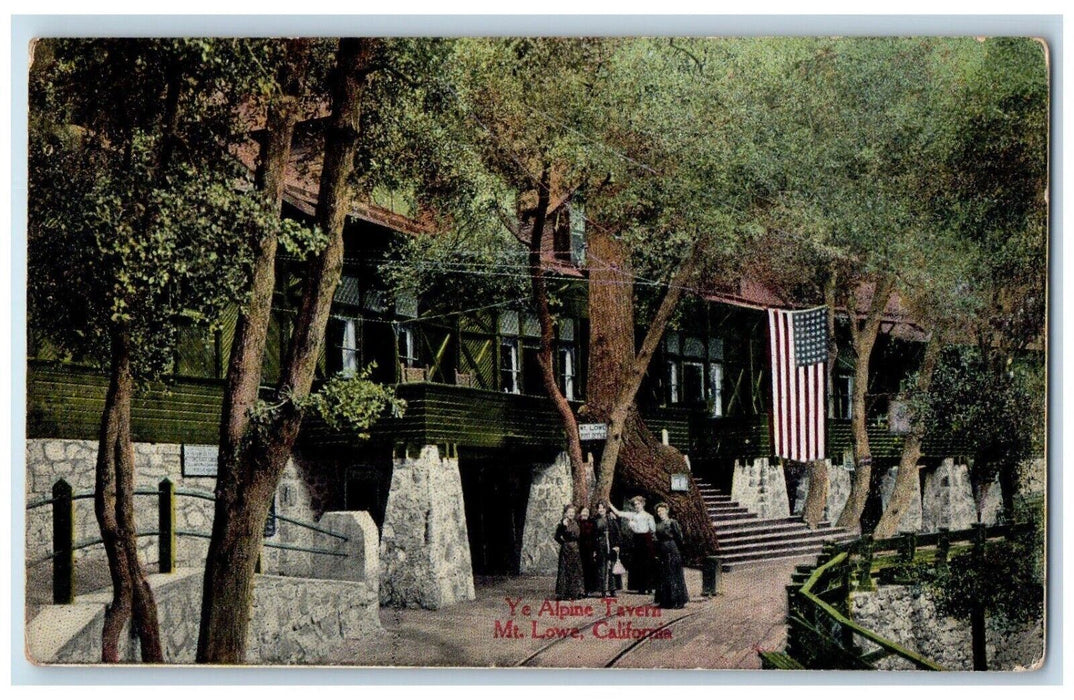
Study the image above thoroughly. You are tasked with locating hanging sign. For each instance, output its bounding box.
[579,423,608,441]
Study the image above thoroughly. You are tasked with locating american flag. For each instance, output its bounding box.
[767,306,828,463]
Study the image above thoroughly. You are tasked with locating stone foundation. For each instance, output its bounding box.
[379,444,475,609]
[851,585,1043,671]
[922,459,977,532]
[879,464,923,534]
[731,457,789,519]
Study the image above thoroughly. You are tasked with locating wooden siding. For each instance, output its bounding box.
[27,361,224,444]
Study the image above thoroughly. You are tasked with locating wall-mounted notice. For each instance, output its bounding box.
[182,444,218,477]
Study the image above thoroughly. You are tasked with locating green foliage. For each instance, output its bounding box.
[28,38,318,380]
[930,507,1045,627]
[924,346,1042,486]
[302,367,406,437]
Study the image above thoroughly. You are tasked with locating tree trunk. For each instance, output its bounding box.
[528,172,587,504]
[94,324,164,662]
[197,38,376,664]
[872,331,942,539]
[836,275,896,531]
[218,39,310,470]
[586,224,718,563]
[800,270,839,529]
[801,459,829,529]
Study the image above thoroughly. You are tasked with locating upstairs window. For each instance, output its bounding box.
[709,362,724,417]
[398,325,418,368]
[666,360,680,404]
[559,346,576,401]
[501,338,521,394]
[832,374,853,419]
[341,319,359,377]
[683,361,706,404]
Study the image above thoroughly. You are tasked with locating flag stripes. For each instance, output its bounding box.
[768,307,827,463]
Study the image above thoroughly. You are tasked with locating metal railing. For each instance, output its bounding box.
[27,477,350,604]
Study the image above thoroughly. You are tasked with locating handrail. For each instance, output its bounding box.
[785,523,1026,671]
[797,551,944,671]
[31,477,354,603]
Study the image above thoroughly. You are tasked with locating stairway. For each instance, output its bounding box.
[694,477,857,571]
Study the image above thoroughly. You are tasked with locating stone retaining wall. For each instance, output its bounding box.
[28,568,381,665]
[851,585,1043,671]
[25,439,332,583]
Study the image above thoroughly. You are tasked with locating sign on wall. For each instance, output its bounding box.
[578,423,608,441]
[182,444,218,477]
[670,473,690,492]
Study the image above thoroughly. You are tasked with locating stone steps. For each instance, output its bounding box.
[695,476,856,571]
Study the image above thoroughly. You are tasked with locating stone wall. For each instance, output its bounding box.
[922,459,977,533]
[28,568,381,665]
[26,438,341,605]
[379,444,475,609]
[851,585,1044,671]
[26,440,217,597]
[731,457,789,519]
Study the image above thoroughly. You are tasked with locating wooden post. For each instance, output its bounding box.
[158,478,175,574]
[936,527,950,571]
[857,535,875,591]
[52,478,74,604]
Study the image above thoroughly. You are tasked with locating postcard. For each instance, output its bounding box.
[23,34,1048,672]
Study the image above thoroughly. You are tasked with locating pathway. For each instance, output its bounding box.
[331,559,801,669]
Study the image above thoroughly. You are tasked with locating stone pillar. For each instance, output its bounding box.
[318,511,379,588]
[792,456,853,523]
[731,457,789,519]
[977,477,1004,526]
[922,459,977,532]
[519,452,574,575]
[379,444,475,609]
[879,464,923,534]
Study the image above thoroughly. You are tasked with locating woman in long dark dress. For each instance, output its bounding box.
[653,502,689,609]
[554,504,585,600]
[577,506,599,595]
[592,502,621,597]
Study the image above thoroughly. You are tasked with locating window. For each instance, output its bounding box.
[501,338,520,394]
[709,362,724,417]
[833,374,853,419]
[341,319,359,377]
[398,325,418,368]
[666,360,679,404]
[559,347,576,401]
[683,361,706,404]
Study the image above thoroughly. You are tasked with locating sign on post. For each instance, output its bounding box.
[578,423,608,441]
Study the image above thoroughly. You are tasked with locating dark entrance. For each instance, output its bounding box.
[343,463,392,528]
[459,449,533,575]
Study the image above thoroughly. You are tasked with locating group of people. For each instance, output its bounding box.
[553,495,689,609]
